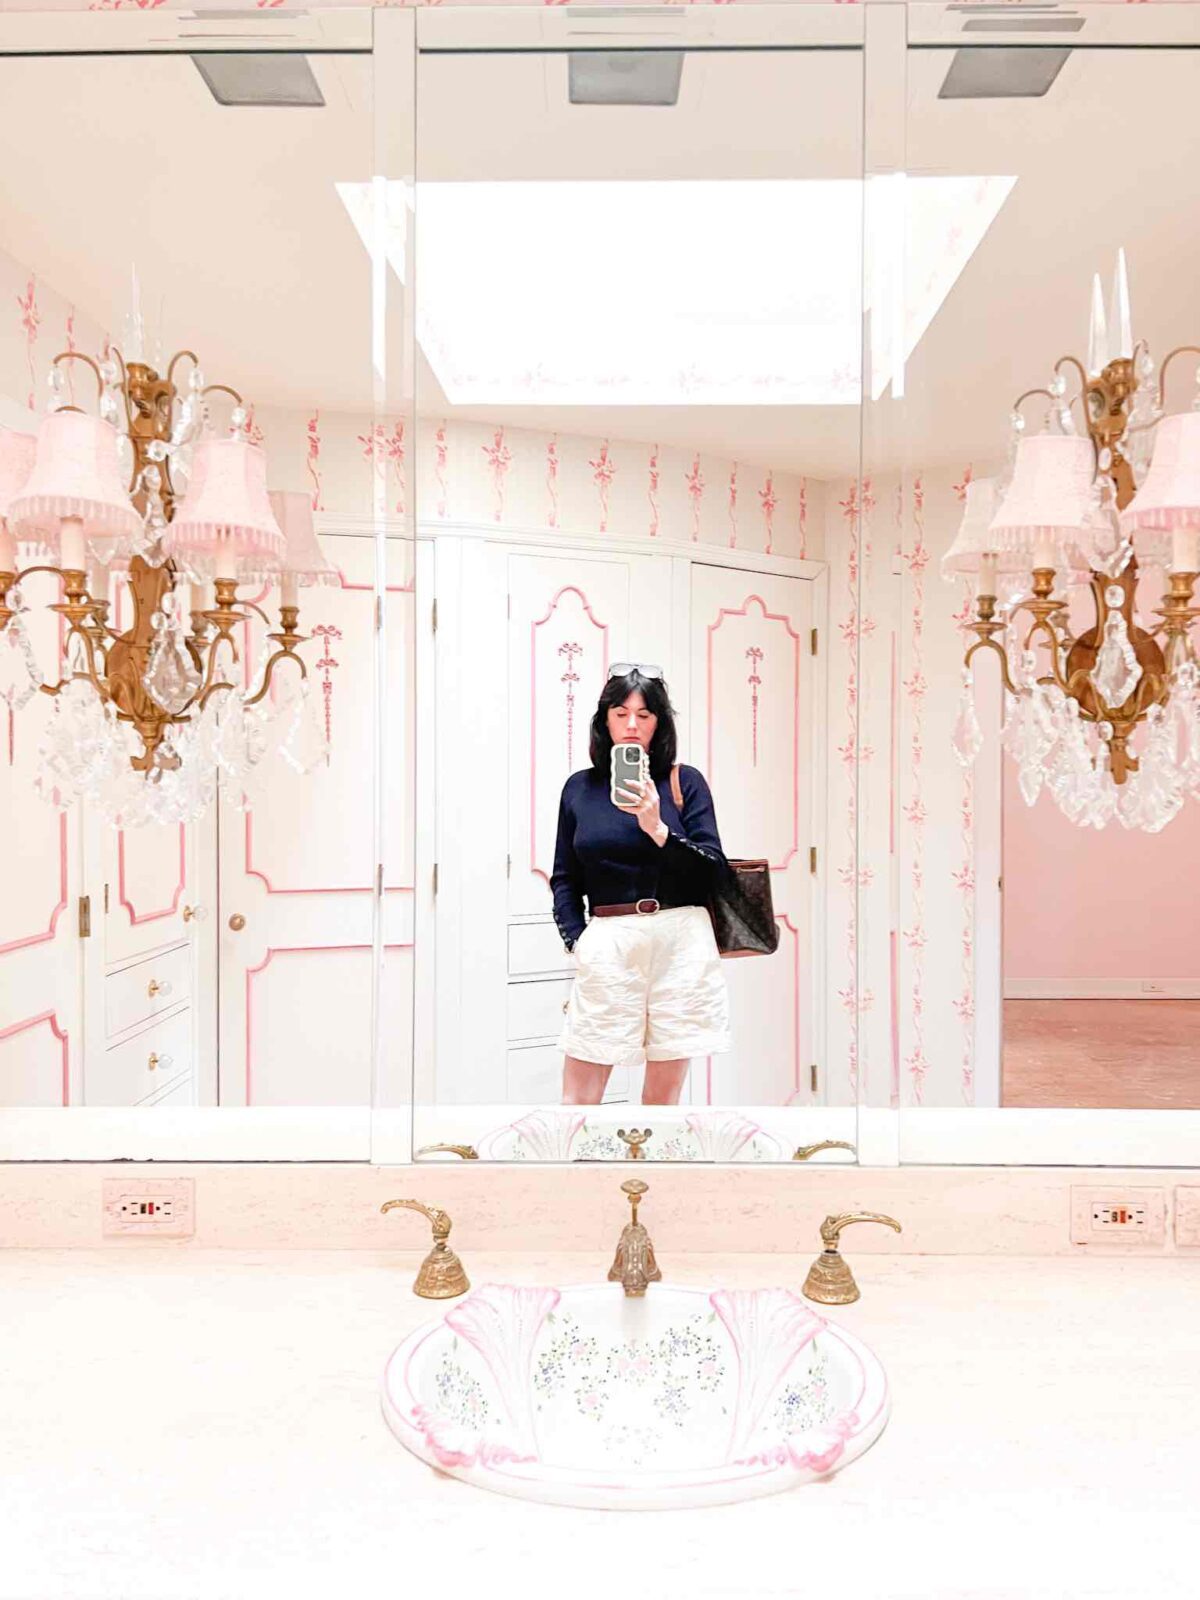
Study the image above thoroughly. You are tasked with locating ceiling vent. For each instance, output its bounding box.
[192,52,325,107]
[568,50,684,107]
[939,45,1071,99]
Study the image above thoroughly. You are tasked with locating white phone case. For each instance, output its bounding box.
[610,744,647,807]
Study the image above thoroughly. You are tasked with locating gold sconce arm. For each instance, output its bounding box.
[380,1198,470,1299]
[802,1212,902,1306]
[414,1144,480,1161]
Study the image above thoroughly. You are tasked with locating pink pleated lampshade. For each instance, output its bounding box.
[942,479,1011,576]
[1119,412,1200,564]
[988,434,1096,559]
[266,491,337,586]
[0,428,36,570]
[163,437,283,573]
[8,410,142,555]
[0,428,36,522]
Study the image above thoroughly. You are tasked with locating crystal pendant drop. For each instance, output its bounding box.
[1003,684,1060,807]
[0,603,45,712]
[1093,612,1142,708]
[278,677,329,775]
[952,671,983,768]
[142,595,201,715]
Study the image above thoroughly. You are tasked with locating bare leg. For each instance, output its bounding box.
[562,1055,614,1105]
[642,1059,688,1105]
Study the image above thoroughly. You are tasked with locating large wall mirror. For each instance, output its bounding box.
[407,6,867,1164]
[888,4,1200,1163]
[0,11,414,1159]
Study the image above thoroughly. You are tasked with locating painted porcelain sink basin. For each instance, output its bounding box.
[382,1283,888,1509]
[475,1109,788,1162]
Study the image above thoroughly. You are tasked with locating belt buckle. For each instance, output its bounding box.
[635,897,660,915]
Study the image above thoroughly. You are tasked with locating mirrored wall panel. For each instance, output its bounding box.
[0,26,410,1155]
[888,6,1200,1138]
[409,8,866,1163]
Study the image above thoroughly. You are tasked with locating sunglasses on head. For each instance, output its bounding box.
[607,662,663,681]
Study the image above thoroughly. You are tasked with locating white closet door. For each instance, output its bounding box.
[507,550,674,1102]
[217,533,414,1107]
[688,563,816,1107]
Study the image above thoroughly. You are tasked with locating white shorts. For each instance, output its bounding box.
[558,905,731,1069]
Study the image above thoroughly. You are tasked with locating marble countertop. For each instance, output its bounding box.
[2,1249,1196,1600]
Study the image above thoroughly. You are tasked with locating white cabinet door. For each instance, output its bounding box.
[688,563,817,1107]
[217,532,414,1107]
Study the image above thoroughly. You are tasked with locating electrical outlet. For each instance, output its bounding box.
[103,1177,195,1239]
[1070,1186,1166,1248]
[1174,1187,1200,1247]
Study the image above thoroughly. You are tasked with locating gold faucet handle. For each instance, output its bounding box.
[792,1140,857,1162]
[380,1198,469,1298]
[803,1213,902,1306]
[819,1212,902,1247]
[414,1143,480,1161]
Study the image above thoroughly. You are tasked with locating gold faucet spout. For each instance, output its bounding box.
[607,1179,662,1298]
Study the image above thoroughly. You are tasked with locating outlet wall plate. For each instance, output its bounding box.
[1070,1186,1167,1248]
[1174,1187,1200,1247]
[102,1177,195,1239]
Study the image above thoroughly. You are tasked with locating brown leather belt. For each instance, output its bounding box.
[592,898,671,918]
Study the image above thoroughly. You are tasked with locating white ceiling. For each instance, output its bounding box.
[1,34,1198,477]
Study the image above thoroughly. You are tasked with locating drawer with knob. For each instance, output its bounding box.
[506,977,574,1045]
[87,1007,192,1107]
[105,942,192,1040]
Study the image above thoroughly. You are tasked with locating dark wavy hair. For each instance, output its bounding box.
[589,670,678,782]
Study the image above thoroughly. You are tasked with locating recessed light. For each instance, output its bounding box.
[939,46,1071,99]
[191,52,325,108]
[568,51,684,107]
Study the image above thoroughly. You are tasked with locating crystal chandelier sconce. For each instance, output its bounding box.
[946,249,1200,833]
[0,346,335,826]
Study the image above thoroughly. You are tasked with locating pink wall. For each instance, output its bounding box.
[1003,761,1200,985]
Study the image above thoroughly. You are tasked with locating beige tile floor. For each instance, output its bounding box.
[1003,999,1200,1109]
[2,1248,1198,1600]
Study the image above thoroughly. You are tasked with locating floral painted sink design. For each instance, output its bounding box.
[473,1108,787,1163]
[381,1283,888,1509]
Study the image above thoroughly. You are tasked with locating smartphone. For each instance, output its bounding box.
[610,743,648,808]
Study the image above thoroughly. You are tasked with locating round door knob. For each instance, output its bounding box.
[182,904,204,923]
[147,978,172,999]
[148,1052,171,1072]
[228,914,246,932]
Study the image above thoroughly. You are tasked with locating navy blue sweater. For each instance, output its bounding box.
[550,764,726,951]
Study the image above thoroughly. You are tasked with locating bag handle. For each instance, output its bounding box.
[669,763,683,813]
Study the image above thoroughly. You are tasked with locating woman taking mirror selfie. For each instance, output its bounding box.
[551,665,731,1106]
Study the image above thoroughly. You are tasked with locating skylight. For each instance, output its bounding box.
[336,176,1015,406]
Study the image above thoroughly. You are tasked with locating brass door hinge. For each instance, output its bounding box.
[506,854,512,879]
[809,845,817,875]
[431,598,438,634]
[432,862,439,896]
[375,595,383,632]
[810,1061,818,1094]
[376,863,384,895]
[810,627,819,657]
[78,895,91,938]
[103,882,109,914]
